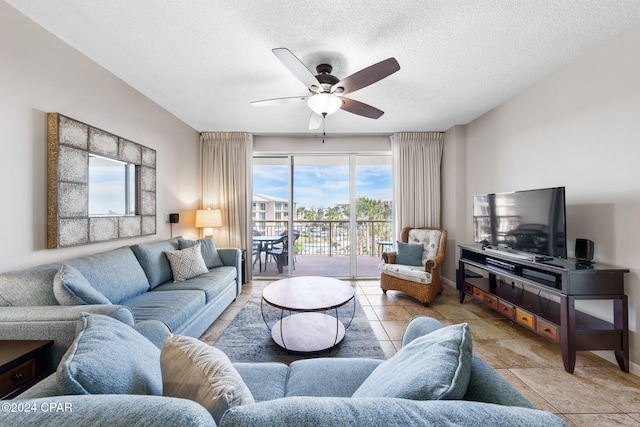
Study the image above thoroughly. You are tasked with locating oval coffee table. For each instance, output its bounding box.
[261,276,355,352]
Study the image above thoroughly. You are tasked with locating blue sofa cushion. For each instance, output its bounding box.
[122,289,206,332]
[53,265,111,306]
[0,263,60,306]
[179,238,224,269]
[286,358,384,398]
[57,313,162,395]
[220,397,569,427]
[352,323,472,400]
[161,334,254,426]
[165,242,209,282]
[153,267,237,303]
[464,353,536,408]
[65,247,150,304]
[130,237,180,289]
[395,241,424,266]
[234,362,289,402]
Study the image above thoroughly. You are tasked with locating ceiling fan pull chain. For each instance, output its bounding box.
[322,114,326,143]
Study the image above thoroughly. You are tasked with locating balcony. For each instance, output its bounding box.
[252,220,392,278]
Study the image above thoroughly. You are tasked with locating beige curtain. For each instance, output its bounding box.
[200,132,252,258]
[391,132,444,230]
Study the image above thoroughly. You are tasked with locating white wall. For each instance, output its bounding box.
[442,24,640,369]
[253,135,391,154]
[0,2,201,271]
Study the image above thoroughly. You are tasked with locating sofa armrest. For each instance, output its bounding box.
[218,248,241,267]
[218,248,242,295]
[2,395,214,426]
[0,305,134,325]
[0,305,134,369]
[464,353,535,408]
[133,319,170,349]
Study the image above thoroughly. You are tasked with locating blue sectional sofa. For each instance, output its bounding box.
[0,237,241,368]
[1,315,567,426]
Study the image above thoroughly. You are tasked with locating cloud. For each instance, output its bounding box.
[254,162,391,208]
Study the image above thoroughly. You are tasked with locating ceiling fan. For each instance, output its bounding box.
[251,48,400,130]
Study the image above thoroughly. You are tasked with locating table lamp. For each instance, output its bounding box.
[195,208,222,237]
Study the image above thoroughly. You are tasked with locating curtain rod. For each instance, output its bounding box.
[252,133,393,138]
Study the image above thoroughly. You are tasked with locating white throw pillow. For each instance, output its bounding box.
[161,333,255,425]
[164,242,209,282]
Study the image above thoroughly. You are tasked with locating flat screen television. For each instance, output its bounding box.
[473,187,567,259]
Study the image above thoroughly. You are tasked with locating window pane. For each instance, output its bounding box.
[356,156,392,274]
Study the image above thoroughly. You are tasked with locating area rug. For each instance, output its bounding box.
[210,294,386,364]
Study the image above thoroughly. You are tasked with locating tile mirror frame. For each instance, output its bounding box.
[47,113,156,248]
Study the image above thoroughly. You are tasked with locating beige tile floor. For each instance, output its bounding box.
[208,279,640,427]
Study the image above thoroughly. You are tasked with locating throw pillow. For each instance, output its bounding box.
[52,264,111,306]
[161,333,255,425]
[57,313,162,395]
[165,242,209,282]
[352,323,472,400]
[179,238,224,269]
[395,241,425,266]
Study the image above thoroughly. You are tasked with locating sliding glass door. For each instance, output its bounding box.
[293,155,350,277]
[252,154,391,278]
[355,156,392,275]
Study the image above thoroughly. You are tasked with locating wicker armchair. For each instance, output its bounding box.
[379,226,447,306]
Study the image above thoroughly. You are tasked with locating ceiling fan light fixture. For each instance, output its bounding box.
[307,93,342,116]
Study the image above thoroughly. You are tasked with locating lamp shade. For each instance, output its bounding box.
[307,93,343,116]
[195,209,222,228]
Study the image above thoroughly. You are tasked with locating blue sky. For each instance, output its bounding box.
[253,164,392,208]
[88,163,135,215]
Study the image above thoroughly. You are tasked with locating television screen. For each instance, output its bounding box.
[473,187,567,259]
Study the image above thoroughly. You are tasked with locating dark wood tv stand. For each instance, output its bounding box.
[457,244,629,373]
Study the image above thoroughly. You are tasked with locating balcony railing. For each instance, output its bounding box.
[253,220,392,257]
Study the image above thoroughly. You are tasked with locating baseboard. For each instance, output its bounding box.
[442,276,456,288]
[592,351,640,376]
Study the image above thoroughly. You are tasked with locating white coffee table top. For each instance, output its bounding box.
[262,276,354,311]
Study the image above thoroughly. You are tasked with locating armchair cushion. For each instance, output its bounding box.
[378,263,432,285]
[407,229,442,262]
[352,323,472,400]
[395,241,424,266]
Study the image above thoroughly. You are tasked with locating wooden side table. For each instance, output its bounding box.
[1,340,54,399]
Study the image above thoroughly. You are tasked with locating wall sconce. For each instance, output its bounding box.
[169,213,179,238]
[195,208,222,237]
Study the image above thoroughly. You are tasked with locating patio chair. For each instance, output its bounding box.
[267,231,300,273]
[379,226,447,306]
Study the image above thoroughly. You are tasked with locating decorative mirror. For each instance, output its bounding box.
[47,113,156,248]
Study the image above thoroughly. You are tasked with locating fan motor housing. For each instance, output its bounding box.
[315,64,340,87]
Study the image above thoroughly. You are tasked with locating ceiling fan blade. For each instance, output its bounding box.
[251,96,308,107]
[331,57,400,95]
[272,48,323,92]
[340,98,384,119]
[308,112,323,130]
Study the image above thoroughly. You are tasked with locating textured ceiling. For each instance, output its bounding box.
[6,1,640,134]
